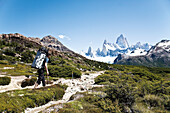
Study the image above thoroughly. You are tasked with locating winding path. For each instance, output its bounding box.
[25,71,104,113]
[0,75,54,93]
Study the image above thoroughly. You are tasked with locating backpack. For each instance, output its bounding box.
[31,47,48,69]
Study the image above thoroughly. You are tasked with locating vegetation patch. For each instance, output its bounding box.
[0,76,11,85]
[0,62,37,76]
[0,84,67,113]
[49,65,81,78]
[21,77,37,88]
[59,93,104,113]
[94,65,170,112]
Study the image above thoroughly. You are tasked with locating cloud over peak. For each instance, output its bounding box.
[58,35,71,40]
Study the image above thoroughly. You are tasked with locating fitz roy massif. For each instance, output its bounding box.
[81,34,152,63]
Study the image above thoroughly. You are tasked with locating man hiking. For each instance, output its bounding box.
[34,49,51,88]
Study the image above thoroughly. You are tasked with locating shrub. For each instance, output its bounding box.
[143,94,163,107]
[105,83,136,108]
[3,48,16,57]
[0,76,11,85]
[21,77,37,88]
[164,98,170,110]
[98,98,120,112]
[49,65,81,78]
[0,53,4,60]
[59,108,79,113]
[21,50,34,63]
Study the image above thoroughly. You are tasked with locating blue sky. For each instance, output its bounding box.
[0,0,170,52]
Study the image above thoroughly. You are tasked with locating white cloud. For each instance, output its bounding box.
[58,35,71,40]
[58,35,65,39]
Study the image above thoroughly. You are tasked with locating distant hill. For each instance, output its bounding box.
[114,40,170,67]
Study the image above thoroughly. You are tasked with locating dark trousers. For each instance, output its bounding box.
[37,68,46,86]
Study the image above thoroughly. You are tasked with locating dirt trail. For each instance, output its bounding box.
[0,75,27,93]
[0,75,56,93]
[25,71,104,113]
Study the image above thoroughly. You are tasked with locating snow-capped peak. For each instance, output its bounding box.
[126,48,147,56]
[103,40,107,44]
[147,40,170,56]
[157,40,170,52]
[116,34,129,49]
[81,34,153,64]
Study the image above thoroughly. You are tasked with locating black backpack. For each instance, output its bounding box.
[31,47,48,69]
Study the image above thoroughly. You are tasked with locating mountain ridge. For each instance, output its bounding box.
[114,39,170,67]
[82,34,152,64]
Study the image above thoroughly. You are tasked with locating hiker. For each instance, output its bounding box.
[34,49,51,88]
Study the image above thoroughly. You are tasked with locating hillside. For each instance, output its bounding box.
[0,33,111,77]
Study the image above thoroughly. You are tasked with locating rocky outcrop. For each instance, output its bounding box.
[41,35,72,52]
[0,33,41,48]
[0,33,73,53]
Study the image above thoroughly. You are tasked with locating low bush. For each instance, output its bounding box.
[105,83,136,108]
[21,50,34,63]
[0,76,11,85]
[21,77,37,88]
[49,65,81,78]
[143,94,163,107]
[59,95,104,113]
[3,48,16,57]
[98,98,121,113]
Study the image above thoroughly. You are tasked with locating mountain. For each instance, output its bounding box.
[86,46,94,57]
[116,34,129,48]
[81,34,152,64]
[114,40,170,67]
[40,35,72,52]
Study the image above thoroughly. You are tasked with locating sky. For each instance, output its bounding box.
[0,0,170,53]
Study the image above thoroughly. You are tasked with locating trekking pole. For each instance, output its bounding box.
[46,74,49,83]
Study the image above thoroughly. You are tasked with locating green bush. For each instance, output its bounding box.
[97,98,121,113]
[0,53,4,60]
[143,94,163,107]
[0,76,11,85]
[21,77,37,88]
[21,50,34,63]
[105,83,136,108]
[49,65,81,78]
[3,48,16,57]
[59,95,104,113]
[59,108,79,113]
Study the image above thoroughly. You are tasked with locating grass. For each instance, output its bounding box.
[0,84,67,112]
[0,61,36,76]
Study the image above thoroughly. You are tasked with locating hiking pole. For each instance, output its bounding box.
[46,74,49,84]
[72,71,73,80]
